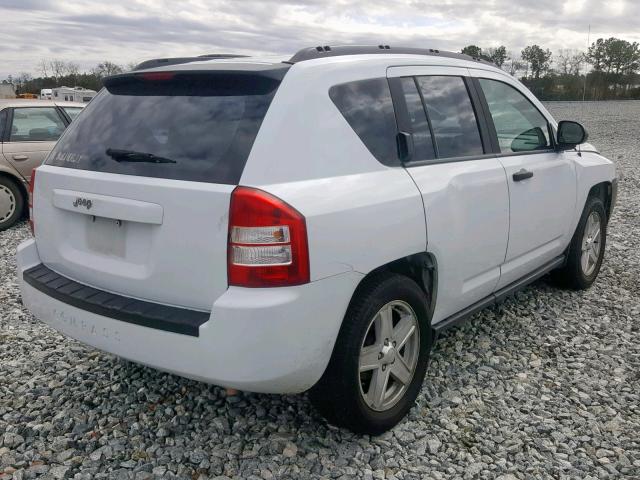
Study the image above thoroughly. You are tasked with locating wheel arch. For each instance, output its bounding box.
[353,252,438,325]
[587,180,614,222]
[0,170,28,218]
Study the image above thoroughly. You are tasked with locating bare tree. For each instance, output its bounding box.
[16,72,32,89]
[92,61,124,78]
[63,62,80,85]
[503,51,526,76]
[38,59,49,78]
[64,62,80,77]
[556,49,583,75]
[50,60,67,80]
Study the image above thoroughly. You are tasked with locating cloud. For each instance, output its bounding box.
[1,0,638,78]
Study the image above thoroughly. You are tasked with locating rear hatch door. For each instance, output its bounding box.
[34,66,286,311]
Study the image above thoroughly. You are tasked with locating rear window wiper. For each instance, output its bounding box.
[106,148,177,164]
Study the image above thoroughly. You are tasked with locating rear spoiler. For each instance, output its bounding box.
[133,54,249,71]
[103,67,290,96]
[104,62,290,89]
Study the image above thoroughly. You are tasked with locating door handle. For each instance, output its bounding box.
[12,155,29,161]
[513,169,533,182]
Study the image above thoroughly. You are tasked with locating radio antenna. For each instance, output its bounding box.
[578,23,591,157]
[581,24,591,107]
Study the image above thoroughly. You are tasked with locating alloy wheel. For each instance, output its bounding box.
[581,211,602,276]
[358,300,420,412]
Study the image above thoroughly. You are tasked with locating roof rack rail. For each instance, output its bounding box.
[133,54,249,71]
[287,45,495,66]
[198,54,250,59]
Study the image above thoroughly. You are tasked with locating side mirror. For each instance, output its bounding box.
[557,120,588,150]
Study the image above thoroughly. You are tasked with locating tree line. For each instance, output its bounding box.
[3,37,640,101]
[4,60,130,94]
[461,37,640,100]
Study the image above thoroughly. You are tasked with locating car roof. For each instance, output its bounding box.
[131,53,506,83]
[130,45,501,74]
[0,99,86,109]
[107,46,510,90]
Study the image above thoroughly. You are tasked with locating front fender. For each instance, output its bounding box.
[571,151,616,229]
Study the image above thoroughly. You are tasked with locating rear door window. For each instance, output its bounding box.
[10,107,66,142]
[416,76,484,159]
[399,77,436,162]
[330,78,399,166]
[47,72,283,185]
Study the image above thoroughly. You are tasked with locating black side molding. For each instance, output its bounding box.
[433,254,565,337]
[23,264,209,337]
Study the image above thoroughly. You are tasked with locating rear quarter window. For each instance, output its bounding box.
[47,72,283,185]
[329,78,399,166]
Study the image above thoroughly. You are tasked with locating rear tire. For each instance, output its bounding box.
[0,177,24,232]
[552,195,607,290]
[309,273,432,435]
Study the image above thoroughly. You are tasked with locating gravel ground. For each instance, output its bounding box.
[1,101,639,480]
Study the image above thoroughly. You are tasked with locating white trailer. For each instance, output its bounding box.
[52,86,97,103]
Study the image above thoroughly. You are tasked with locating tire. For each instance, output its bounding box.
[309,272,432,435]
[0,176,24,232]
[552,195,607,290]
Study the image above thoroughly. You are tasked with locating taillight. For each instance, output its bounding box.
[228,187,310,287]
[28,168,37,235]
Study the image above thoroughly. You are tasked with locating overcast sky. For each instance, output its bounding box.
[1,0,638,78]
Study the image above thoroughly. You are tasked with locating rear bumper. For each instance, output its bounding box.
[18,239,362,393]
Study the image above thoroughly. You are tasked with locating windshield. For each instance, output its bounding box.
[47,73,282,184]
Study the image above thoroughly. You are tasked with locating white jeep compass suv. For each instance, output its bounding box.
[17,46,617,434]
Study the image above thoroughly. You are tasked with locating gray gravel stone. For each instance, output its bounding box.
[0,101,639,479]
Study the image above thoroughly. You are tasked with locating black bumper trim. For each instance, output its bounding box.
[23,264,209,337]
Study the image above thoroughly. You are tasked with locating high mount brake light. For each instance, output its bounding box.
[138,72,175,81]
[228,187,310,287]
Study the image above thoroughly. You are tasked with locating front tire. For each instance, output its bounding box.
[309,273,432,435]
[0,177,24,232]
[553,195,607,290]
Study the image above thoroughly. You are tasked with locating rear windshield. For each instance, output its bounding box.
[46,73,282,184]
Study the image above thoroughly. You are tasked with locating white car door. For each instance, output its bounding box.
[470,71,577,289]
[387,66,510,324]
